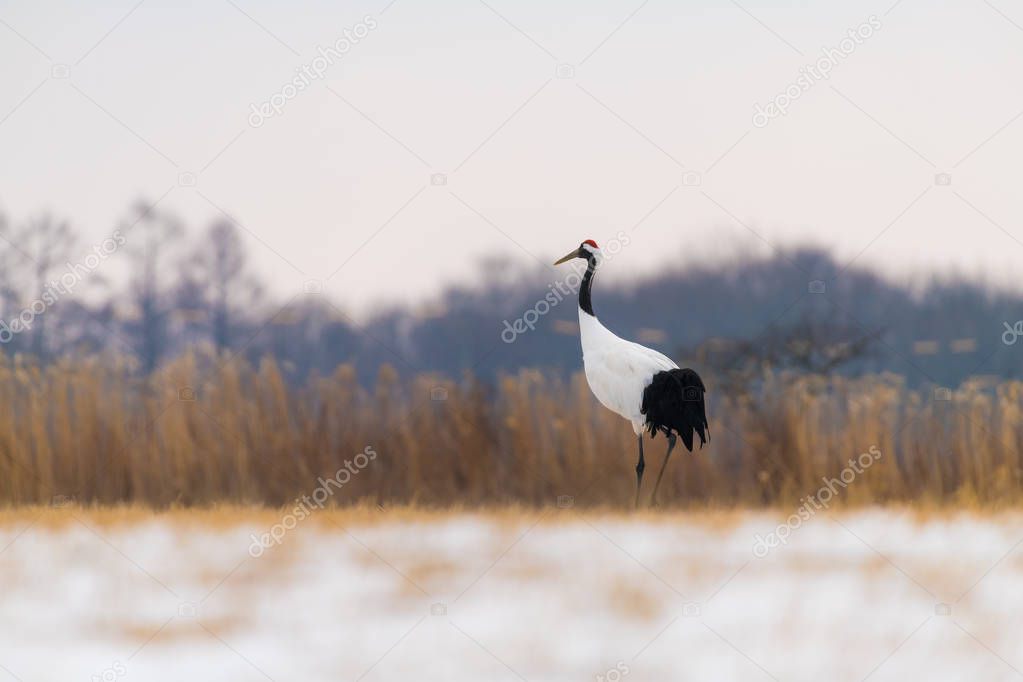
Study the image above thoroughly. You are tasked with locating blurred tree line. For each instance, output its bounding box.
[0,199,1019,388]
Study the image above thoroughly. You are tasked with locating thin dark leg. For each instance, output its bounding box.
[634,434,645,509]
[651,433,677,506]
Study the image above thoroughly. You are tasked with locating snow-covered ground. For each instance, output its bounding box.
[1,509,1021,681]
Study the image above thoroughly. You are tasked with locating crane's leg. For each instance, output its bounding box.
[650,433,677,507]
[634,434,645,509]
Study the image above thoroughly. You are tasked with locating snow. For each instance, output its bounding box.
[1,510,1021,681]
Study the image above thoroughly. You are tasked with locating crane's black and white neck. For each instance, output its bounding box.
[577,239,598,317]
[553,239,709,507]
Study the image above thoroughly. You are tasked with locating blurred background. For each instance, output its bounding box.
[0,0,1022,508]
[0,0,1021,385]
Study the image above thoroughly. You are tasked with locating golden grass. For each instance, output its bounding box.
[0,504,741,531]
[5,504,1023,530]
[0,352,1021,508]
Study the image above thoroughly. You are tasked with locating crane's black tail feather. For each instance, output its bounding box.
[640,368,709,452]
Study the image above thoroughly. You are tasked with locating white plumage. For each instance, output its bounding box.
[578,308,677,435]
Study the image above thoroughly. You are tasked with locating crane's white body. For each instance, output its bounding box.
[578,306,678,435]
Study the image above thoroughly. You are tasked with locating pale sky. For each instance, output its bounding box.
[1,0,1022,319]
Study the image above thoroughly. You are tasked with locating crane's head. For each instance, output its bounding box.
[553,239,599,265]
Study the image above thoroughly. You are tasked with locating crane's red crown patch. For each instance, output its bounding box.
[582,239,599,249]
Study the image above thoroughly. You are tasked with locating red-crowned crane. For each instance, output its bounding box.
[554,239,709,507]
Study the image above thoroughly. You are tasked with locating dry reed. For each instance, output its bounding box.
[0,352,1020,508]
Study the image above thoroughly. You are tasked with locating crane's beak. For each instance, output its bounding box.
[553,248,579,265]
